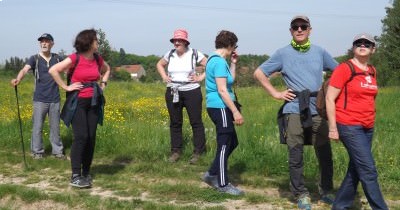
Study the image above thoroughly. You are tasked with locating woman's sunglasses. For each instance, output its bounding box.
[353,41,374,48]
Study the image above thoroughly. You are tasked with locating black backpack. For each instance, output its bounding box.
[316,61,376,119]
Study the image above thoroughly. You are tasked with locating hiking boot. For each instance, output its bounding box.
[168,152,180,163]
[218,183,244,196]
[297,194,312,210]
[202,171,218,189]
[32,153,43,159]
[189,153,201,164]
[69,175,90,188]
[319,193,335,205]
[53,153,66,160]
[82,174,93,186]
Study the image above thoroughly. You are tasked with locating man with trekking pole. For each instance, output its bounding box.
[10,33,65,160]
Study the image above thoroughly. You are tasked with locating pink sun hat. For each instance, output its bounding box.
[170,29,190,44]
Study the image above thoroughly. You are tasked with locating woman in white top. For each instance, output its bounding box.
[156,29,207,164]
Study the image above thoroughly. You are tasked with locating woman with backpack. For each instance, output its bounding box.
[156,29,207,164]
[326,33,388,210]
[49,29,110,188]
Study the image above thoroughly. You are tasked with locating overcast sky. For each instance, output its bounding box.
[0,0,391,63]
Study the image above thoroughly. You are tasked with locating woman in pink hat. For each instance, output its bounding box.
[156,29,207,164]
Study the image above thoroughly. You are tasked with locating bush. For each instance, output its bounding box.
[112,70,131,81]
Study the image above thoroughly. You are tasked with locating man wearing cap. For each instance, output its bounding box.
[11,33,65,160]
[254,15,338,209]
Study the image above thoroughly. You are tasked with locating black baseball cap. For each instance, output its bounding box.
[38,33,54,41]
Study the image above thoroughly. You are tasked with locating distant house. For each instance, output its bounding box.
[115,64,146,80]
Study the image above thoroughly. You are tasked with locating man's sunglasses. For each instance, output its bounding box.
[353,41,374,48]
[291,24,309,31]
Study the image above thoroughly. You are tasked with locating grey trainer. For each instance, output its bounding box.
[218,183,244,195]
[53,153,66,160]
[32,153,43,159]
[168,152,180,163]
[189,154,200,164]
[298,194,312,210]
[202,172,218,189]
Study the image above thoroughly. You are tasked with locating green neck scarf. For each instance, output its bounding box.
[291,39,311,52]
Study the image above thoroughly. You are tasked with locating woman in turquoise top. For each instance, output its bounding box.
[202,30,244,195]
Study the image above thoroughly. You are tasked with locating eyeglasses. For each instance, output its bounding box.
[234,45,238,49]
[353,41,374,48]
[291,24,309,31]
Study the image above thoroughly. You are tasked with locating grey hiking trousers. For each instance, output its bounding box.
[30,101,63,155]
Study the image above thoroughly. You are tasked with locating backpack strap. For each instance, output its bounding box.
[52,53,61,63]
[34,54,40,84]
[343,61,355,109]
[67,53,80,85]
[368,64,376,77]
[167,48,198,71]
[166,49,176,63]
[343,61,375,109]
[191,48,198,72]
[67,53,101,85]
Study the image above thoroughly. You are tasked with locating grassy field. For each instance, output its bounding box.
[0,73,399,209]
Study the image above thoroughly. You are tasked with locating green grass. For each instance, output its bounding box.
[0,73,399,209]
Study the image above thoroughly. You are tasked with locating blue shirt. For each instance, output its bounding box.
[258,44,338,114]
[27,54,61,103]
[205,54,235,108]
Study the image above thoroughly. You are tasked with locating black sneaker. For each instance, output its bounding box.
[82,174,93,186]
[69,175,90,188]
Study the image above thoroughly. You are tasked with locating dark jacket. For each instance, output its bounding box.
[277,89,318,145]
[60,82,105,127]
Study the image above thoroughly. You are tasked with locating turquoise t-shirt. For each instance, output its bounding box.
[205,54,235,108]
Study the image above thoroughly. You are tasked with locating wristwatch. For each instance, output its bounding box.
[100,81,107,86]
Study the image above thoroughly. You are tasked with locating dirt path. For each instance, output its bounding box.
[0,173,340,210]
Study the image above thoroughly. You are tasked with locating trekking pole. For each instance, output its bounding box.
[14,85,28,168]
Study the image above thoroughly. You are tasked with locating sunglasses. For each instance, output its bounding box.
[353,41,374,48]
[291,24,309,31]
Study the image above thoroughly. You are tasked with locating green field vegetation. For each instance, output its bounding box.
[0,73,399,209]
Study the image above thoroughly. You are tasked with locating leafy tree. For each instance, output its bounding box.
[4,56,25,71]
[235,54,269,87]
[113,69,132,81]
[375,0,400,86]
[119,48,127,65]
[57,49,67,60]
[96,28,112,63]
